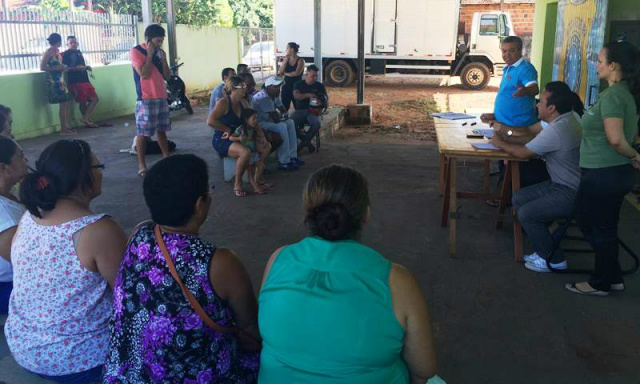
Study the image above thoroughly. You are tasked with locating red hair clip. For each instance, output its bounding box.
[36,176,49,191]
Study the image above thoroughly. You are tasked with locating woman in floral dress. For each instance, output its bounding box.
[40,33,74,135]
[105,154,261,383]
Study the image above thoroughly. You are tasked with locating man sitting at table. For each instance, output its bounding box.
[480,36,549,199]
[490,81,583,273]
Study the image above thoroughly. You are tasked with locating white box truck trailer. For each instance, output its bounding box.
[274,0,516,90]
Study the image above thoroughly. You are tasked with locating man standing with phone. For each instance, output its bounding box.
[130,24,171,177]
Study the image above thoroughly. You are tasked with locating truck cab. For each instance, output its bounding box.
[457,11,515,89]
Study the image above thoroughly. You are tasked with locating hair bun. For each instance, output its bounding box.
[308,203,353,241]
[20,171,60,218]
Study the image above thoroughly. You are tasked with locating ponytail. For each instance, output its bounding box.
[19,139,94,218]
[571,92,585,117]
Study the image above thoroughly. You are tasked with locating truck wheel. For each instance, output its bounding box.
[325,60,355,87]
[461,62,490,90]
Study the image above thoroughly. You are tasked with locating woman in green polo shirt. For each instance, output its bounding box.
[566,41,640,297]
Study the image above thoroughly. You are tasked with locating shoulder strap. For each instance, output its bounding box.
[154,225,237,333]
[133,45,164,76]
[133,44,147,56]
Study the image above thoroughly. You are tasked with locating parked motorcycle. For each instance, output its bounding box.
[167,62,193,115]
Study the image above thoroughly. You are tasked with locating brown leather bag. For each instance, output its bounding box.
[154,224,237,333]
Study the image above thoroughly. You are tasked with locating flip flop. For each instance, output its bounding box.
[138,169,148,178]
[83,122,100,128]
[260,182,274,189]
[254,189,268,195]
[565,282,609,297]
[234,189,247,197]
[59,129,77,136]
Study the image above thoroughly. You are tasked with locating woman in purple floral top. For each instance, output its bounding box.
[105,154,261,383]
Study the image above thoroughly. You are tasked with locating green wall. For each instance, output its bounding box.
[531,0,640,86]
[0,64,136,139]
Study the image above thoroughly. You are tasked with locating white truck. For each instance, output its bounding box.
[274,0,516,90]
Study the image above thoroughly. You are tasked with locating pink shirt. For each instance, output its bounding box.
[5,213,113,375]
[130,43,167,100]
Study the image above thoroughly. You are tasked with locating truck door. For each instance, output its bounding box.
[472,13,505,64]
[373,0,397,53]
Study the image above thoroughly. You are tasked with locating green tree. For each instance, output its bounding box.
[228,0,273,28]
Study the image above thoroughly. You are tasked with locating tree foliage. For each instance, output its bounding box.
[228,0,273,28]
[34,0,271,28]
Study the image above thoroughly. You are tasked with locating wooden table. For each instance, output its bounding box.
[434,115,524,261]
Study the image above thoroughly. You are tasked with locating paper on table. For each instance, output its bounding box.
[431,112,476,120]
[472,143,501,151]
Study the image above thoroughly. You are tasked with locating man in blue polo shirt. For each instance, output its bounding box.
[481,36,539,127]
[481,36,547,201]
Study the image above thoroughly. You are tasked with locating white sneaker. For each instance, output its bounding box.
[524,252,540,263]
[525,255,568,273]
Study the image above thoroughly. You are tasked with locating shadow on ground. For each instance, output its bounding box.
[1,106,639,383]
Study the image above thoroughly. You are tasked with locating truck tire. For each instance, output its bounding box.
[461,62,490,90]
[325,60,355,87]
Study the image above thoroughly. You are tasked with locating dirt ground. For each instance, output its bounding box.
[328,75,501,144]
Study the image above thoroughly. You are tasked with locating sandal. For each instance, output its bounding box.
[59,129,77,136]
[254,189,268,195]
[81,120,99,128]
[234,189,247,197]
[565,282,609,297]
[260,182,274,189]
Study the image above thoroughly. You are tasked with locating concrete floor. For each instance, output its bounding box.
[1,107,639,383]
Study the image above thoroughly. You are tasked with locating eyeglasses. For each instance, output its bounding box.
[90,164,105,170]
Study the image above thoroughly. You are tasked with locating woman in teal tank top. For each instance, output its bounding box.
[258,165,438,383]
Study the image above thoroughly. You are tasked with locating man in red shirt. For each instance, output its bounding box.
[130,24,171,177]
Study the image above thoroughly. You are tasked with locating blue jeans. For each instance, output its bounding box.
[26,365,104,384]
[291,109,322,150]
[261,119,297,164]
[512,180,577,263]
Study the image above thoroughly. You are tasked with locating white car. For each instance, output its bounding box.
[243,41,275,70]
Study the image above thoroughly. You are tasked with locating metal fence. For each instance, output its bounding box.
[238,27,275,81]
[0,9,137,74]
